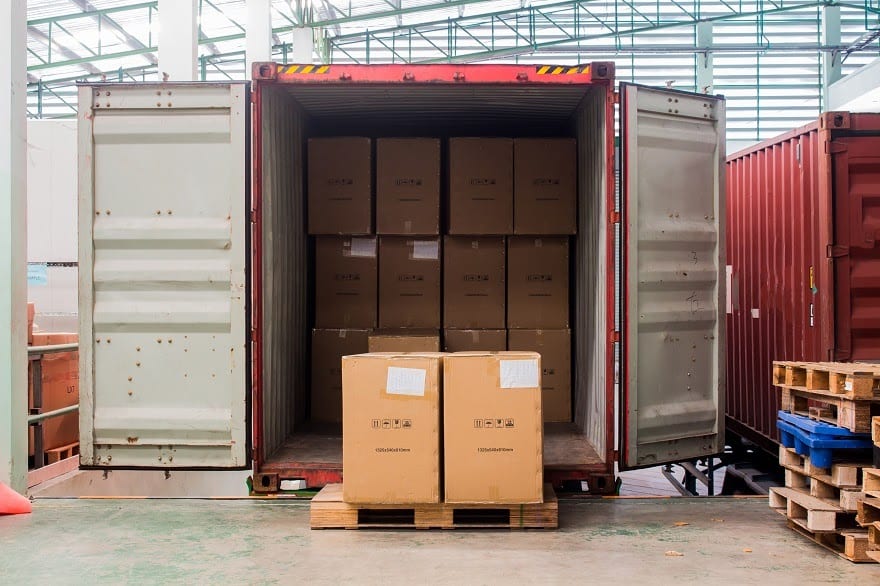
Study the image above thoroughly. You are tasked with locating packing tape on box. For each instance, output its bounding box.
[500,359,539,389]
[411,240,439,260]
[347,237,377,258]
[386,366,427,396]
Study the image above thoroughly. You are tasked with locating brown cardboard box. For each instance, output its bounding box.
[507,329,571,422]
[27,302,35,345]
[443,236,505,329]
[315,236,378,328]
[311,329,370,423]
[342,352,442,504]
[377,138,441,235]
[507,237,569,328]
[28,332,79,456]
[378,237,441,328]
[443,351,543,504]
[368,331,441,352]
[443,329,507,352]
[308,137,372,235]
[514,138,577,235]
[448,138,513,235]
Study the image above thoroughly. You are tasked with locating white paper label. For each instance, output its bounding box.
[386,367,426,396]
[500,359,539,389]
[751,308,760,319]
[844,380,853,391]
[412,240,439,260]
[348,237,376,258]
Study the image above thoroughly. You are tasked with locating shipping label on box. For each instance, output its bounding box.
[377,138,441,235]
[448,138,513,235]
[507,237,569,328]
[443,351,544,504]
[514,138,577,235]
[342,353,442,504]
[311,329,370,423]
[443,236,505,329]
[508,329,571,422]
[378,237,441,328]
[308,137,372,235]
[315,237,378,329]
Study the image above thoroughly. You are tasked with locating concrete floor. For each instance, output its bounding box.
[1,497,876,584]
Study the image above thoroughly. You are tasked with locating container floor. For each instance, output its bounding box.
[2,497,875,582]
[261,422,605,485]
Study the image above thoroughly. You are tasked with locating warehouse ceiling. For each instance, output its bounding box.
[25,0,880,141]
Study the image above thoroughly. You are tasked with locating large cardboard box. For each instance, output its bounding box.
[315,236,378,328]
[342,352,442,504]
[443,236,505,329]
[311,329,370,423]
[368,331,440,353]
[443,352,544,504]
[443,329,507,352]
[514,138,577,235]
[377,138,441,235]
[507,237,569,328]
[27,302,35,345]
[507,329,571,422]
[448,138,513,235]
[28,332,79,456]
[308,137,372,235]
[378,237,441,328]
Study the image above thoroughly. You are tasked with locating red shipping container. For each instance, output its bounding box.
[726,112,880,452]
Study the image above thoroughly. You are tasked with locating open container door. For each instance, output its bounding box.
[77,83,249,468]
[619,83,725,469]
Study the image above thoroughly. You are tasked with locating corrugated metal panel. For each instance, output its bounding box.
[725,113,880,450]
[78,83,249,468]
[621,84,726,468]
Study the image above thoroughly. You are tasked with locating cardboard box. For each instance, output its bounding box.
[443,351,544,504]
[443,329,507,352]
[507,237,569,328]
[28,332,79,456]
[443,236,505,329]
[448,138,513,235]
[368,331,441,353]
[507,329,571,422]
[378,237,441,328]
[342,352,442,504]
[315,236,378,328]
[514,138,577,235]
[308,137,372,235]
[311,329,370,423]
[27,302,35,345]
[377,138,441,235]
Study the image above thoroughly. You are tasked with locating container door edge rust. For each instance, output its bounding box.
[619,83,726,469]
[78,82,250,468]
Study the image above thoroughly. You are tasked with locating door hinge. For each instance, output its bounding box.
[827,244,849,258]
[250,210,258,223]
[251,327,259,342]
[613,92,620,104]
[825,140,847,154]
[610,211,621,223]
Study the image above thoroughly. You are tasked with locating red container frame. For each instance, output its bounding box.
[248,61,619,491]
[726,112,880,452]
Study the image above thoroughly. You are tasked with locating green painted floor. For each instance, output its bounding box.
[1,497,876,584]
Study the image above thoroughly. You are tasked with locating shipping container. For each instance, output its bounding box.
[77,63,726,494]
[726,112,880,453]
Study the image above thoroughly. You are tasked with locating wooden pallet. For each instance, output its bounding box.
[873,416,880,445]
[773,361,880,400]
[868,523,880,562]
[865,468,880,499]
[769,486,858,532]
[310,484,558,530]
[45,442,79,465]
[786,521,875,563]
[776,387,878,434]
[857,496,880,527]
[784,468,865,512]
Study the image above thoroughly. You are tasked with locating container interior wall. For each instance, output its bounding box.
[259,81,609,466]
[259,85,310,463]
[574,91,608,459]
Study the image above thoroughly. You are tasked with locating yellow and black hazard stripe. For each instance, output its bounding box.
[280,64,331,75]
[535,64,591,75]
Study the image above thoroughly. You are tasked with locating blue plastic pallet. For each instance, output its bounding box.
[776,411,872,468]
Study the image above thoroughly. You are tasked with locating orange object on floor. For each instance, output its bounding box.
[0,482,31,515]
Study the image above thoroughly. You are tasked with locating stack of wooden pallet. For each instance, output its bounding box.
[770,361,879,562]
[856,418,880,561]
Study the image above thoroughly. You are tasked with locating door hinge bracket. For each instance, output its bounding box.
[827,244,849,258]
[613,92,620,104]
[251,328,258,342]
[250,210,258,223]
[825,140,847,154]
[610,211,621,223]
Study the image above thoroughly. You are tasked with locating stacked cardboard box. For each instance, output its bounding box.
[342,351,543,505]
[28,330,80,457]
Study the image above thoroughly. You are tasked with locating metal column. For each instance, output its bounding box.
[0,0,28,494]
[822,5,842,109]
[158,0,198,81]
[246,0,273,76]
[696,21,713,94]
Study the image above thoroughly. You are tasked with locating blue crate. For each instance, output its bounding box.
[776,411,872,468]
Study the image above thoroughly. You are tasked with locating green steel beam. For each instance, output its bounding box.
[27,1,157,26]
[311,0,495,27]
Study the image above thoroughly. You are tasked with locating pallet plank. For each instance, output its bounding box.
[787,522,875,563]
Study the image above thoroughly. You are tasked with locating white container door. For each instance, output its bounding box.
[78,83,249,468]
[619,83,726,469]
